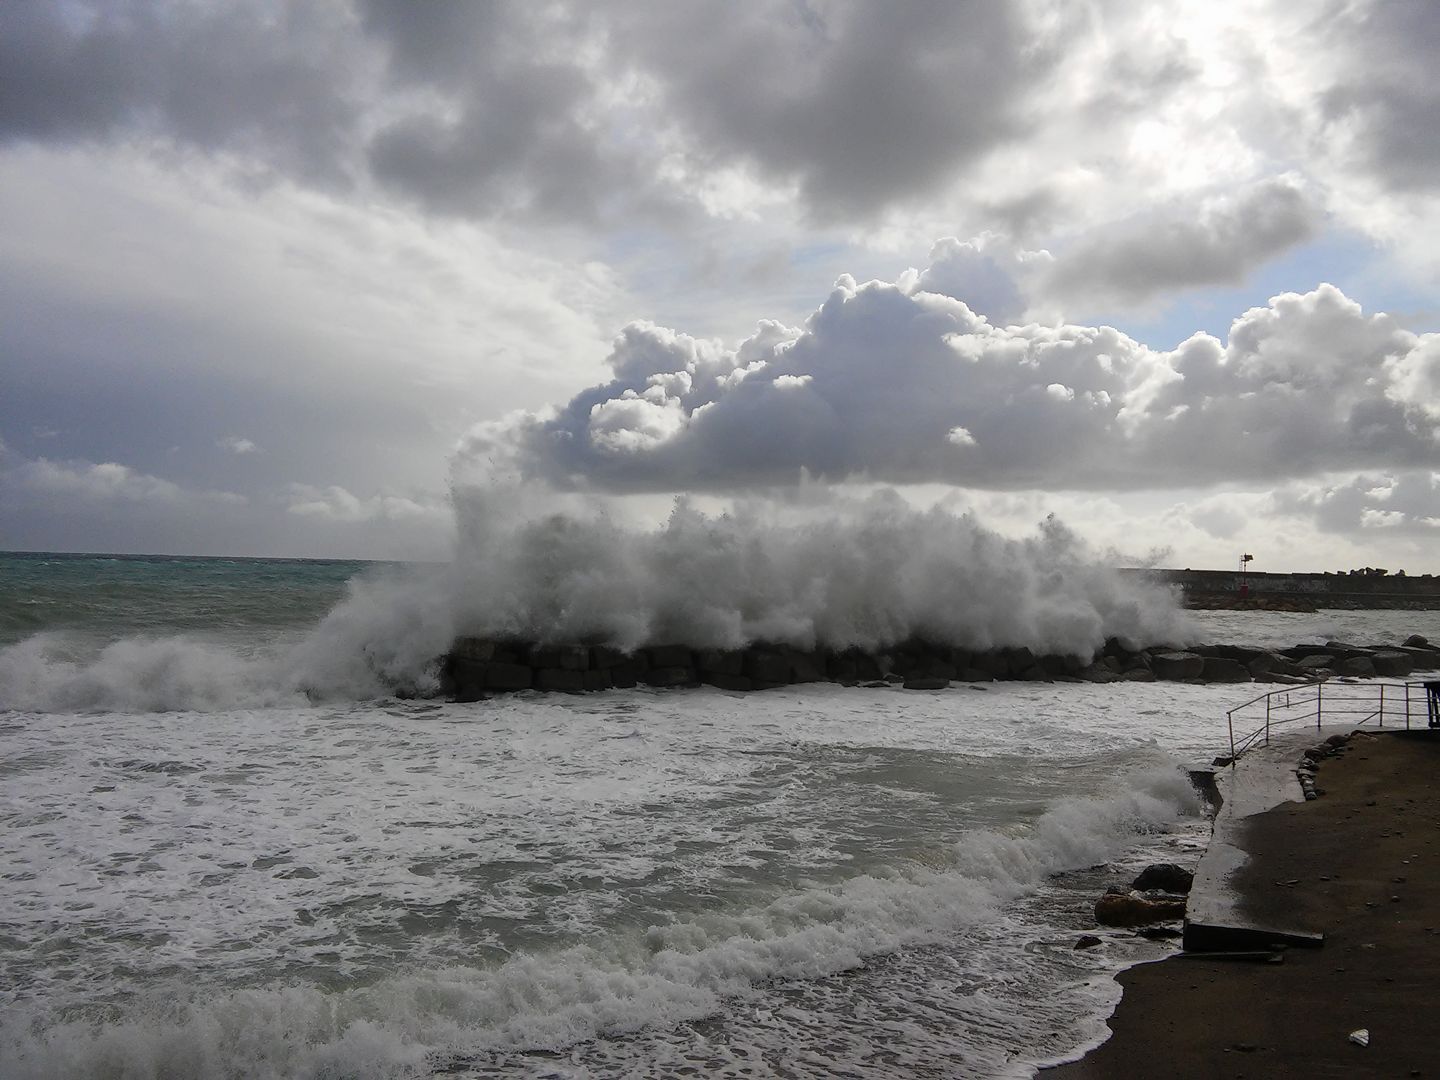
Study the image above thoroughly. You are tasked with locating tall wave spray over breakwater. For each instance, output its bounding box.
[442,485,1194,657]
[0,487,1194,713]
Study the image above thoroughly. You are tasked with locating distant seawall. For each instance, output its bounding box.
[1121,569,1440,610]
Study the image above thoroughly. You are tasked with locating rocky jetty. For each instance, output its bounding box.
[438,634,1440,700]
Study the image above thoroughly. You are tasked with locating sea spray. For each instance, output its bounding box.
[443,485,1194,655]
[0,489,1194,713]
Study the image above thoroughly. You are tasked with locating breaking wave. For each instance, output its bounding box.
[0,763,1199,1079]
[0,489,1194,713]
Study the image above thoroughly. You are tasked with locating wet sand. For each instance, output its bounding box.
[1049,728,1440,1079]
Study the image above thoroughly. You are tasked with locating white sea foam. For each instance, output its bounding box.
[0,761,1198,1079]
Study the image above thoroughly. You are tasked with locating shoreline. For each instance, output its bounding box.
[1045,727,1440,1078]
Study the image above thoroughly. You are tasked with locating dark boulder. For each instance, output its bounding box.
[701,672,754,692]
[1133,863,1194,893]
[642,666,696,688]
[1337,656,1376,678]
[1150,651,1205,680]
[534,668,585,693]
[697,649,745,676]
[1403,634,1429,648]
[646,645,694,670]
[902,676,950,690]
[590,645,630,670]
[1370,650,1414,677]
[743,649,792,685]
[1201,656,1251,682]
[484,662,534,691]
[529,644,589,671]
[1095,889,1187,927]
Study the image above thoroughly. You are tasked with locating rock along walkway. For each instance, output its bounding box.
[1047,728,1440,1078]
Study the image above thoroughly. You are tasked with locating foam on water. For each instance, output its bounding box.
[0,702,1200,1080]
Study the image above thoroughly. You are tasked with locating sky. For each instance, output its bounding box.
[2,0,1439,571]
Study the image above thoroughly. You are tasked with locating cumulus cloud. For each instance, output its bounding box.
[462,252,1440,493]
[9,457,244,506]
[1277,471,1440,537]
[217,436,259,455]
[284,483,448,525]
[1044,178,1320,307]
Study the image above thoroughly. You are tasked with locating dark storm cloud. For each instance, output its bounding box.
[603,1,1049,219]
[1316,1,1440,193]
[0,1,1064,226]
[1045,179,1320,306]
[0,2,363,185]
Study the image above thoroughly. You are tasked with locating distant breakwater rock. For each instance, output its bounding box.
[438,635,1440,699]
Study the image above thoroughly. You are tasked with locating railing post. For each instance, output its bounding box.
[1379,683,1385,728]
[1316,680,1323,731]
[1406,682,1412,731]
[1265,695,1271,746]
[1229,709,1236,761]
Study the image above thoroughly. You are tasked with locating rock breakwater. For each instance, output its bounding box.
[439,635,1440,699]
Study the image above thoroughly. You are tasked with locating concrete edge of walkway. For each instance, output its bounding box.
[1182,732,1332,951]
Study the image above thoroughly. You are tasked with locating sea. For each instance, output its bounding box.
[3,547,1439,1080]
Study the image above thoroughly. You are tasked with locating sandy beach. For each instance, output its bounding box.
[1050,727,1440,1078]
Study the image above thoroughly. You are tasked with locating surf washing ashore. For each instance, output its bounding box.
[3,525,1440,1079]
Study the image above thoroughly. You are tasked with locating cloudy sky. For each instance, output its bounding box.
[2,0,1439,570]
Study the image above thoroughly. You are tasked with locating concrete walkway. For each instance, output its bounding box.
[1183,731,1334,950]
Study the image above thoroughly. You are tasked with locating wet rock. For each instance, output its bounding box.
[646,645,694,670]
[1201,656,1252,682]
[1095,889,1187,927]
[642,666,696,688]
[1133,864,1195,894]
[903,676,950,690]
[697,649,746,676]
[743,649,792,685]
[1295,654,1335,671]
[529,644,590,671]
[1151,651,1205,680]
[1074,935,1103,950]
[608,659,644,689]
[451,637,495,662]
[1338,656,1377,677]
[484,662,534,692]
[701,671,754,692]
[1371,650,1414,677]
[590,645,630,670]
[534,668,585,693]
[1403,634,1429,648]
[1117,668,1157,682]
[582,669,614,692]
[786,648,828,683]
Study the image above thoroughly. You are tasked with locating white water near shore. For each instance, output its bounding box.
[2,681,1225,1079]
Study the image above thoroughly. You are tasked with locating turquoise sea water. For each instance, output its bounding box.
[0,551,378,648]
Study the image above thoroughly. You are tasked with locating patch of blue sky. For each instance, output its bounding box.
[1088,229,1438,351]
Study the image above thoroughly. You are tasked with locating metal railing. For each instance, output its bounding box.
[1225,680,1439,761]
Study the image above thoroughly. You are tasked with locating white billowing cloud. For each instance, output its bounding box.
[218,435,259,455]
[284,484,448,525]
[912,236,1034,325]
[464,251,1440,493]
[10,458,244,506]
